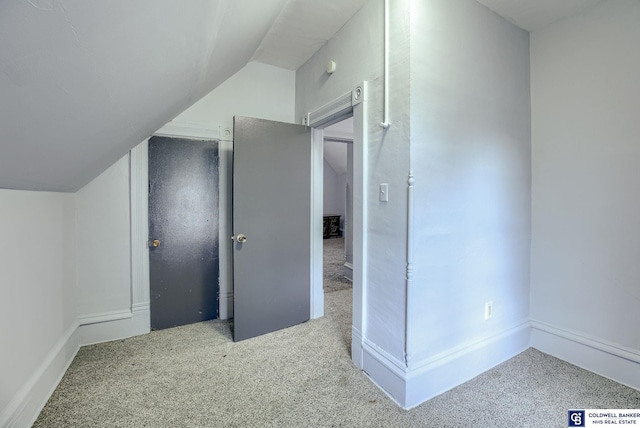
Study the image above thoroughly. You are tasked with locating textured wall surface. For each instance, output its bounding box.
[409,0,531,362]
[296,0,411,361]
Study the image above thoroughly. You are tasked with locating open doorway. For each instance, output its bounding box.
[307,83,367,369]
[321,117,354,352]
[322,118,354,293]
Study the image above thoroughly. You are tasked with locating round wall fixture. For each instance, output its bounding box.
[326,60,337,74]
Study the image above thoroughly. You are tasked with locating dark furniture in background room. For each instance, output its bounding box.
[323,215,341,239]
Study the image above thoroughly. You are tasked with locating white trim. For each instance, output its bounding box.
[130,141,150,313]
[352,327,364,369]
[79,304,150,346]
[310,127,325,319]
[218,138,234,320]
[305,91,353,128]
[362,339,408,405]
[352,82,368,369]
[405,171,414,367]
[410,321,531,374]
[154,121,221,140]
[531,320,640,392]
[380,0,390,129]
[307,83,368,363]
[361,321,531,409]
[0,321,79,428]
[219,291,234,321]
[343,261,353,281]
[403,321,531,409]
[78,309,132,326]
[323,132,354,142]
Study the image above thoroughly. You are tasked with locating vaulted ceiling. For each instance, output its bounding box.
[0,0,603,192]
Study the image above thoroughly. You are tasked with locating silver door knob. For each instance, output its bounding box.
[236,234,247,243]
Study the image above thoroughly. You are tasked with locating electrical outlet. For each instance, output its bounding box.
[484,301,493,320]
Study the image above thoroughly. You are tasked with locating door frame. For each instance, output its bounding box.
[306,82,368,368]
[130,122,229,330]
[130,86,368,367]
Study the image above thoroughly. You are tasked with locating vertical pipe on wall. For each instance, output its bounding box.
[380,0,391,129]
[405,171,414,367]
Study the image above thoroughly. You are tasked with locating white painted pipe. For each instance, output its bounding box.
[380,0,391,129]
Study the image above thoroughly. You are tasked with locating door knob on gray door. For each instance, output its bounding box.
[233,234,247,243]
[151,239,161,247]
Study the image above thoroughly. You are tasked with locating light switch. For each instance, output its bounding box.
[379,183,389,202]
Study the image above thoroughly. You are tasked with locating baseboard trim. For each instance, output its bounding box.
[0,321,79,428]
[362,339,408,407]
[351,327,364,369]
[531,320,640,391]
[343,262,353,281]
[219,291,234,320]
[404,321,531,409]
[78,309,132,326]
[361,322,531,409]
[79,304,150,346]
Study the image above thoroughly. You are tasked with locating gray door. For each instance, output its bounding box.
[233,116,311,341]
[148,136,219,330]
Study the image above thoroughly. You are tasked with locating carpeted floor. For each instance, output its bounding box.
[323,237,352,293]
[33,285,640,427]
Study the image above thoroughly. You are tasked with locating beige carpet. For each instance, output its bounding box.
[323,237,352,293]
[34,289,640,427]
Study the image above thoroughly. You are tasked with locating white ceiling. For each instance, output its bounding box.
[0,0,603,192]
[475,0,603,31]
[253,0,369,70]
[0,0,292,191]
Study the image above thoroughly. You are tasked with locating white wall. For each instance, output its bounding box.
[76,155,131,319]
[323,158,346,219]
[410,0,531,360]
[405,0,531,405]
[0,190,78,427]
[296,0,412,404]
[173,61,296,132]
[530,0,640,388]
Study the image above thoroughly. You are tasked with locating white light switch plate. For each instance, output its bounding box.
[379,183,389,202]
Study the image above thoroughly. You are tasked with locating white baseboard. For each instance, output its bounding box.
[78,304,150,346]
[0,321,79,428]
[344,262,353,281]
[531,320,640,392]
[404,321,531,409]
[351,327,364,369]
[362,339,409,407]
[219,292,234,320]
[362,321,531,409]
[78,309,132,325]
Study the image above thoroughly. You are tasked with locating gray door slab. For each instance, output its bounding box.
[233,116,311,341]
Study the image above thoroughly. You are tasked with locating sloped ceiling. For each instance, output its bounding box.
[1,0,603,192]
[252,0,368,70]
[0,0,287,192]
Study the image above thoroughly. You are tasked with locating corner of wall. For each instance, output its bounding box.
[531,321,640,392]
[363,321,531,409]
[0,321,79,428]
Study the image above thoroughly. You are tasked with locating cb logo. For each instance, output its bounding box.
[569,410,585,427]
